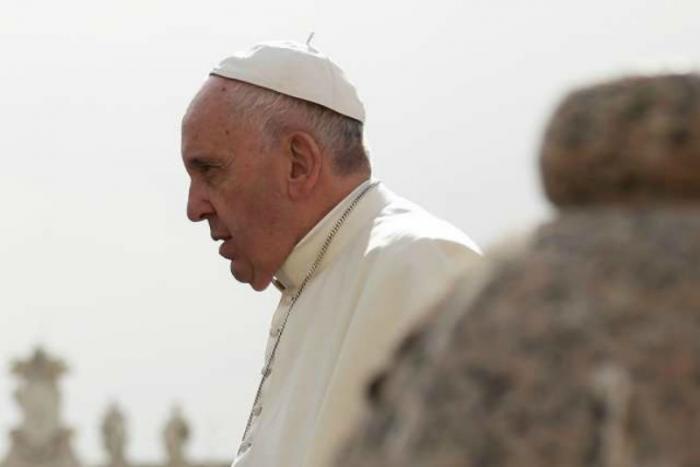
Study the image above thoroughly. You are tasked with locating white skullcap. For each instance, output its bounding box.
[210,40,365,123]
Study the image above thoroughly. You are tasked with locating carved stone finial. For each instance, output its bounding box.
[337,73,700,467]
[11,348,67,382]
[540,73,700,207]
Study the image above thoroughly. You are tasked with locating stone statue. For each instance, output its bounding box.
[0,347,229,467]
[163,405,190,467]
[101,404,127,467]
[1,347,81,467]
[337,73,700,467]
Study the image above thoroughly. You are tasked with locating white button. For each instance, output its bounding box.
[261,367,271,377]
[269,327,281,338]
[253,405,263,416]
[237,441,252,456]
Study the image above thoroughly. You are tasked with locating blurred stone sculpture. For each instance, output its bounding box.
[1,348,228,467]
[101,404,128,467]
[163,406,189,467]
[541,73,700,205]
[337,73,700,467]
[1,348,81,467]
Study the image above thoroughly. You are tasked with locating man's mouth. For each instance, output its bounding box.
[218,239,236,260]
[211,229,230,241]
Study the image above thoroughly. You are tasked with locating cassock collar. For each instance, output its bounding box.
[273,179,385,292]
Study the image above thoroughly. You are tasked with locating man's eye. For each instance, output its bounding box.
[195,162,217,174]
[187,159,222,180]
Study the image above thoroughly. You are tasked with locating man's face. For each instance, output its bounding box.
[181,78,293,291]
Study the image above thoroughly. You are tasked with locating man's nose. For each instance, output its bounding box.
[187,182,213,222]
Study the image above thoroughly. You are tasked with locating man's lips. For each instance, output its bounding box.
[211,232,230,241]
[218,239,236,260]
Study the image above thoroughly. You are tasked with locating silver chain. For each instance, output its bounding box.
[240,181,379,444]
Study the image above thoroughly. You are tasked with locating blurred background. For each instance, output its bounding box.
[1,0,699,464]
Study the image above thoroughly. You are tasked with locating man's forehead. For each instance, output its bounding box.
[181,77,265,162]
[181,100,226,160]
[184,83,225,125]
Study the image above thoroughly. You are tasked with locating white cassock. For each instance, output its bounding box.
[233,179,482,467]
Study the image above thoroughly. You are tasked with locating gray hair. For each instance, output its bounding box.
[223,79,370,176]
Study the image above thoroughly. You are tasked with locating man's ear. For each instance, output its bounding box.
[286,132,322,200]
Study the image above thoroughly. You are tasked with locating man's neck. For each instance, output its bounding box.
[292,174,371,247]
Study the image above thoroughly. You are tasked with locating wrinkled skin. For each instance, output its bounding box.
[181,77,296,291]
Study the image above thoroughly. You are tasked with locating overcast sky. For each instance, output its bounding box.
[2,0,700,463]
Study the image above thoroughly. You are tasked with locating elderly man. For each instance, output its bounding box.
[181,40,481,467]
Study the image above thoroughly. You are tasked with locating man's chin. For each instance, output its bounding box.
[230,261,271,291]
[249,280,271,292]
[249,270,273,291]
[230,261,251,284]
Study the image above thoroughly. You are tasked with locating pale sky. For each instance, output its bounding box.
[1,0,699,463]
